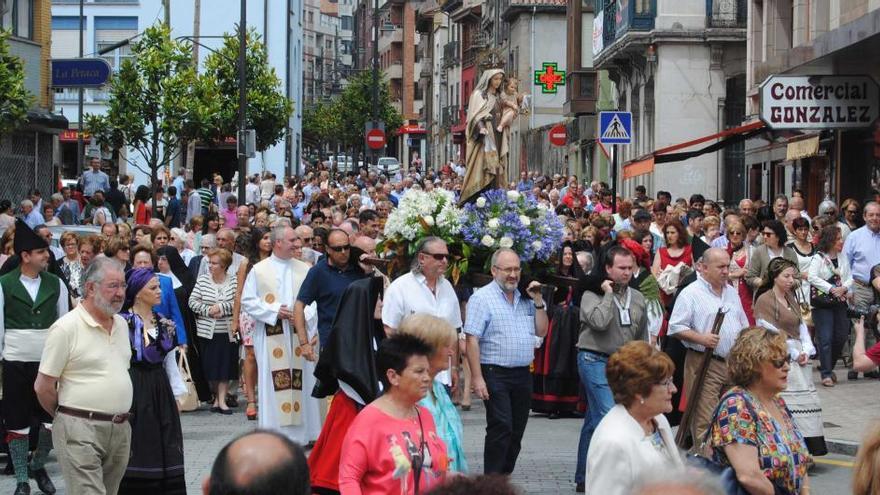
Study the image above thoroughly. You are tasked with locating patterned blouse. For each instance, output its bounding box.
[709,387,811,494]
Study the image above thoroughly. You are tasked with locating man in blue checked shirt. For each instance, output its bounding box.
[465,248,549,475]
[843,201,880,379]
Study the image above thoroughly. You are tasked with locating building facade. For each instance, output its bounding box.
[743,1,880,212]
[0,0,66,201]
[594,0,747,202]
[50,0,305,185]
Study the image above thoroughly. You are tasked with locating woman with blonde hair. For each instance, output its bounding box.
[853,421,880,495]
[708,326,811,494]
[398,314,468,472]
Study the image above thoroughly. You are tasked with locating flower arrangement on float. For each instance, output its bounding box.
[379,188,565,284]
[379,188,471,281]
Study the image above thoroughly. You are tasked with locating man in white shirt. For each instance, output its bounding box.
[382,237,462,391]
[668,248,750,448]
[246,175,261,206]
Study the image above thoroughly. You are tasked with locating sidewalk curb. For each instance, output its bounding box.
[826,438,860,457]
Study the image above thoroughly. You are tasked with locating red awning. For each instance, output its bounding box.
[622,121,766,179]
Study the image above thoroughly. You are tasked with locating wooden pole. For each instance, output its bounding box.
[675,308,726,449]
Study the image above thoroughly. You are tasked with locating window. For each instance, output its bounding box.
[1,0,34,40]
[51,16,85,58]
[94,17,138,71]
[341,15,352,30]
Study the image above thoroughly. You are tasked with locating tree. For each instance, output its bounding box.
[202,27,293,152]
[0,29,33,134]
[302,99,340,153]
[85,24,217,198]
[332,70,404,152]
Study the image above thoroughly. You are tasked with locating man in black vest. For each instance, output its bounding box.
[1,220,69,495]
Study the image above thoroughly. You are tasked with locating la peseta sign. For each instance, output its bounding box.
[759,75,880,129]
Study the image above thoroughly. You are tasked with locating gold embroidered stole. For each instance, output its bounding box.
[253,258,308,426]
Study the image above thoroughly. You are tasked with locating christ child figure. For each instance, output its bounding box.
[496,77,525,133]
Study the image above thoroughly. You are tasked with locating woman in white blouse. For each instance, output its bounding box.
[189,247,238,414]
[586,341,684,495]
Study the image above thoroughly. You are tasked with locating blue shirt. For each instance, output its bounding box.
[156,274,188,346]
[23,210,45,229]
[464,281,537,367]
[172,176,185,200]
[81,169,110,197]
[296,258,367,345]
[843,225,880,283]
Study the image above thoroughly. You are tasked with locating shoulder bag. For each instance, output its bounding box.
[177,352,200,412]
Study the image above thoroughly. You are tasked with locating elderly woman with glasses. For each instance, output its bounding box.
[708,326,812,495]
[585,341,683,495]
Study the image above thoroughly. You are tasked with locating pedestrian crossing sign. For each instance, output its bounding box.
[599,111,633,144]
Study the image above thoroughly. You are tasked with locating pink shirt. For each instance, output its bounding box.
[339,404,448,495]
[221,207,238,229]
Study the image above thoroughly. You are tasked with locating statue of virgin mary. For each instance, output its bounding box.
[459,68,507,205]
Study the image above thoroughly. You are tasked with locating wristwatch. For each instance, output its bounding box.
[534,303,546,310]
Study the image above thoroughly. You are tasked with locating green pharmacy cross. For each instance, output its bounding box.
[534,62,566,94]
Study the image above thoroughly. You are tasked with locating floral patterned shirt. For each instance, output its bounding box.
[709,387,811,494]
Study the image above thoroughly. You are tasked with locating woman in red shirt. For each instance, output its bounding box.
[650,219,693,307]
[339,334,449,495]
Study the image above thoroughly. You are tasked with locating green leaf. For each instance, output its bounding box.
[0,30,33,134]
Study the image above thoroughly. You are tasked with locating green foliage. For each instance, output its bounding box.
[302,70,404,151]
[334,70,404,148]
[85,23,217,183]
[202,27,293,152]
[0,30,33,134]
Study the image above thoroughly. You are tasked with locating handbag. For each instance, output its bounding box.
[810,276,842,309]
[795,288,813,327]
[177,352,199,412]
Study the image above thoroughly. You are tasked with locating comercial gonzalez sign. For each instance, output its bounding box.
[759,75,880,130]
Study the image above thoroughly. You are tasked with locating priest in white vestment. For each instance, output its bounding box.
[241,225,321,443]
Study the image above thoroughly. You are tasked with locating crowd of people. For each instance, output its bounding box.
[1,157,880,495]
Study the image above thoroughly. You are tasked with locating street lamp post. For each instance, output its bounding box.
[77,0,84,176]
[237,0,247,204]
[371,0,380,167]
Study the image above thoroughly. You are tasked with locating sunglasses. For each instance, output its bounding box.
[728,231,744,235]
[762,232,775,237]
[301,237,313,242]
[328,244,350,252]
[770,357,789,369]
[422,252,449,261]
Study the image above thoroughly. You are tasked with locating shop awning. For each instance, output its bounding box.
[785,135,820,161]
[622,121,766,179]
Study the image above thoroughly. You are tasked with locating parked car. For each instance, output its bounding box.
[375,157,401,176]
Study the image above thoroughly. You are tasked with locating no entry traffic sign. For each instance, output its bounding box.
[366,128,386,150]
[549,124,567,147]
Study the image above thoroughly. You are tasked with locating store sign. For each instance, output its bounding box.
[760,75,880,129]
[534,62,566,94]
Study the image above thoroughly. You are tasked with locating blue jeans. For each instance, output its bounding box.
[813,305,850,379]
[574,350,615,484]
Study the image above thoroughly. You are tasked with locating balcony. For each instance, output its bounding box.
[442,105,460,128]
[386,61,403,80]
[598,0,655,47]
[442,41,459,67]
[377,27,403,53]
[707,0,746,28]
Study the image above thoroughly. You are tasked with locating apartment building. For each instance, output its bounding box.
[594,0,747,202]
[743,1,880,211]
[0,0,66,200]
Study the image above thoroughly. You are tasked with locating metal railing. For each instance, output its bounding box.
[442,41,459,67]
[442,105,460,128]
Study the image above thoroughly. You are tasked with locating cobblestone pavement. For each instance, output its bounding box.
[1,363,870,494]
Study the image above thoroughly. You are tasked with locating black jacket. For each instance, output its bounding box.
[312,276,385,401]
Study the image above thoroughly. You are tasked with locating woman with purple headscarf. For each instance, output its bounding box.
[118,268,186,494]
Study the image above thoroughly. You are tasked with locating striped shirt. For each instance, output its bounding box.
[197,187,215,212]
[188,273,237,339]
[464,280,536,368]
[667,274,750,359]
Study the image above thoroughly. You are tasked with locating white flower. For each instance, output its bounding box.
[506,190,520,201]
[422,215,435,226]
[481,235,496,247]
[499,236,514,248]
[519,215,531,226]
[487,218,500,229]
[532,240,543,251]
[475,197,487,208]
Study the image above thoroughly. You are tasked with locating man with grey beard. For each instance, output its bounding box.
[35,257,133,495]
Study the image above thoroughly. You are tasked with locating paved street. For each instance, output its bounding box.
[1,365,873,494]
